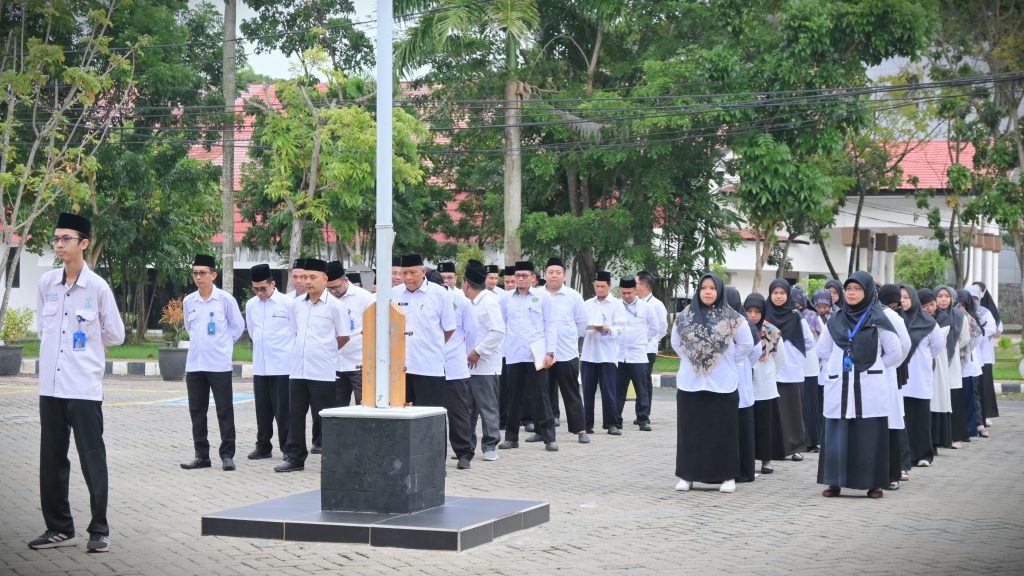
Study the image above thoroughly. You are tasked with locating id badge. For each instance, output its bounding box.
[72,331,86,351]
[842,352,854,373]
[207,311,217,336]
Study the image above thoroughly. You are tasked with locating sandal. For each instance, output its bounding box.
[978,429,990,438]
[867,489,884,499]
[900,471,909,481]
[951,442,962,449]
[760,465,774,475]
[888,482,900,490]
[822,486,841,497]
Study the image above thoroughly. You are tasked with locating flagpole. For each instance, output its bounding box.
[374,0,394,408]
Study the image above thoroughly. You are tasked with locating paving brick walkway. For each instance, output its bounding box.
[1,377,1022,575]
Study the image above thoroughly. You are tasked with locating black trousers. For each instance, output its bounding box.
[285,378,334,465]
[616,362,651,427]
[253,374,289,454]
[445,378,474,460]
[409,374,446,407]
[335,370,363,407]
[548,359,586,433]
[582,361,619,430]
[185,371,235,460]
[39,396,108,537]
[504,362,555,443]
[499,359,508,428]
[647,352,657,418]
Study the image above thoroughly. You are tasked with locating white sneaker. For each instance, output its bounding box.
[985,418,993,427]
[674,479,691,492]
[482,451,499,461]
[917,459,930,467]
[719,480,736,493]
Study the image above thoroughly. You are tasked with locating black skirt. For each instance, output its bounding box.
[676,389,739,484]
[979,364,999,420]
[817,417,889,490]
[754,398,786,461]
[737,406,756,483]
[776,381,806,456]
[949,388,969,443]
[887,429,903,484]
[904,397,934,464]
[802,376,822,448]
[931,411,952,449]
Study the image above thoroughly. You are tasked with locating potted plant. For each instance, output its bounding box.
[157,297,188,381]
[0,307,34,376]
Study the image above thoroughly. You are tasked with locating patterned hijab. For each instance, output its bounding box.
[744,292,781,358]
[675,273,742,375]
[791,285,823,337]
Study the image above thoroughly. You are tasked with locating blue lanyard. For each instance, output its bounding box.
[847,309,869,342]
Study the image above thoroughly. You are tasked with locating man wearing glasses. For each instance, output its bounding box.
[244,264,293,461]
[325,261,374,407]
[30,213,125,553]
[180,254,245,472]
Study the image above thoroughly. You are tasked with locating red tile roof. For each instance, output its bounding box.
[888,140,977,190]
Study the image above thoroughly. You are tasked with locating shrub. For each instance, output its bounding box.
[159,298,186,347]
[997,336,1012,350]
[0,308,35,344]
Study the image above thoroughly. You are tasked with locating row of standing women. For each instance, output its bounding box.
[671,271,1003,496]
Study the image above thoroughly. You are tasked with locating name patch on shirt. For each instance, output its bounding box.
[45,292,59,302]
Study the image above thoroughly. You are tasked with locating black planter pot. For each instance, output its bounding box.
[158,347,188,381]
[0,345,23,376]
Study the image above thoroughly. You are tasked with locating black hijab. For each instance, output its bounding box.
[743,293,767,329]
[934,285,963,365]
[675,273,743,374]
[826,271,895,373]
[958,289,983,328]
[974,281,1001,325]
[825,279,843,314]
[726,286,759,344]
[902,285,937,360]
[765,278,805,354]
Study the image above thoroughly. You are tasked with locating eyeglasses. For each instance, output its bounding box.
[191,270,212,277]
[513,273,532,278]
[250,285,272,293]
[49,235,84,246]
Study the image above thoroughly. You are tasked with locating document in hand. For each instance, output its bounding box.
[530,339,546,371]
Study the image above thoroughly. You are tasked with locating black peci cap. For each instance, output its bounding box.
[486,264,500,274]
[619,276,637,288]
[503,265,515,276]
[250,264,273,283]
[56,212,91,237]
[400,253,424,267]
[594,271,612,283]
[292,258,306,270]
[464,266,487,285]
[346,272,362,284]
[193,254,216,269]
[392,255,401,267]
[545,257,565,270]
[438,261,456,273]
[514,261,534,272]
[305,258,327,273]
[326,261,344,281]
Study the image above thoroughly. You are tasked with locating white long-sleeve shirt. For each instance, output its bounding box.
[976,307,999,365]
[392,279,456,377]
[671,320,755,394]
[184,287,245,373]
[738,340,762,409]
[817,327,903,419]
[501,287,557,365]
[335,284,375,373]
[245,289,294,376]
[469,290,505,376]
[776,319,816,383]
[881,307,911,429]
[642,293,669,354]
[444,287,478,381]
[580,295,626,364]
[619,296,660,364]
[37,264,125,401]
[901,325,946,400]
[545,284,587,362]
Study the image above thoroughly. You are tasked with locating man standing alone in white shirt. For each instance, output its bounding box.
[581,271,626,435]
[30,213,124,553]
[245,264,293,460]
[180,254,245,472]
[275,259,350,472]
[543,257,589,443]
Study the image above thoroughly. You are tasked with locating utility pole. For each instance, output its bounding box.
[221,0,237,295]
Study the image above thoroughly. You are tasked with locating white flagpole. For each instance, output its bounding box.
[374,0,394,407]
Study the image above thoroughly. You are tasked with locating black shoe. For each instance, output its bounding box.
[310,445,323,455]
[274,460,304,473]
[524,433,543,442]
[28,530,75,549]
[222,458,236,471]
[639,423,652,432]
[180,457,212,470]
[633,419,639,425]
[586,428,595,434]
[450,454,459,460]
[608,426,622,436]
[498,441,519,449]
[807,446,820,453]
[760,465,774,474]
[457,457,471,470]
[247,449,272,460]
[791,453,804,462]
[525,423,535,433]
[87,533,110,553]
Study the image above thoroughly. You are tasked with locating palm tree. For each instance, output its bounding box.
[395,0,540,263]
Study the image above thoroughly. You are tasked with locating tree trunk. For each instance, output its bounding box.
[134,278,147,341]
[812,224,839,279]
[503,78,522,263]
[288,214,304,290]
[848,183,867,275]
[776,232,794,279]
[221,0,237,296]
[0,242,26,331]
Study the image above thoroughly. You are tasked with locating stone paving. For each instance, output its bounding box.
[1,376,1022,575]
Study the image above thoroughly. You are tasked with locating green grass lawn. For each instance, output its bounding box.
[16,340,253,362]
[654,346,1022,380]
